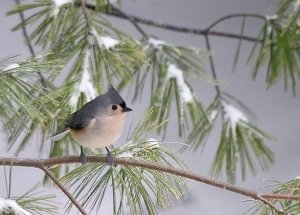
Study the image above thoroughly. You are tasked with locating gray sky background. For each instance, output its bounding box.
[1,0,300,214]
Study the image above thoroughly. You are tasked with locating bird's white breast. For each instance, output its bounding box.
[70,113,126,149]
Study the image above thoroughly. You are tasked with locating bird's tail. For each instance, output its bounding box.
[50,129,69,141]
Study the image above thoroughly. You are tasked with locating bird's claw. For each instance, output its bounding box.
[80,146,87,165]
[105,147,115,166]
[106,150,115,166]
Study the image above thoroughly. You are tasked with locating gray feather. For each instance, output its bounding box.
[65,85,126,129]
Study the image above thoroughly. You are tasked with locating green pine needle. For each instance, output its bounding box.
[183,96,219,152]
[210,102,275,184]
[143,40,213,138]
[247,178,300,214]
[5,182,59,215]
[0,55,62,153]
[249,9,300,95]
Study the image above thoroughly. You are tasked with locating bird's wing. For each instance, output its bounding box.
[65,108,95,129]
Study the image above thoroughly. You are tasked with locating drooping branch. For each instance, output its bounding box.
[1,156,298,213]
[40,165,88,215]
[14,0,47,88]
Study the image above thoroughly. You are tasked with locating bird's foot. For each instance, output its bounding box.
[80,146,87,165]
[106,147,115,166]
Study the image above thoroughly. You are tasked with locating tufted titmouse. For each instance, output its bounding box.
[51,85,132,164]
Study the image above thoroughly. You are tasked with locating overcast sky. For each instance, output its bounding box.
[1,0,300,214]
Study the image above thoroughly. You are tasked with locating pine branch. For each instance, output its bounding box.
[1,156,298,214]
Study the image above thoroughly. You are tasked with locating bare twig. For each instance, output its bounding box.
[204,35,222,100]
[202,15,265,100]
[74,2,262,42]
[15,0,35,56]
[74,1,147,38]
[14,0,47,88]
[40,165,88,215]
[111,6,148,38]
[206,13,266,31]
[107,8,263,43]
[1,156,298,213]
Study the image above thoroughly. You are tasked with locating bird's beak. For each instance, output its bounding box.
[123,107,133,112]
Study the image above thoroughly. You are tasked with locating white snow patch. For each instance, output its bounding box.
[148,37,166,49]
[267,24,273,35]
[100,36,119,49]
[0,198,32,215]
[53,0,72,7]
[223,103,248,130]
[2,63,20,72]
[147,138,160,148]
[265,14,278,21]
[69,49,97,107]
[52,8,60,16]
[117,151,133,158]
[52,0,72,16]
[210,110,218,121]
[91,28,119,50]
[167,64,193,103]
[295,176,300,180]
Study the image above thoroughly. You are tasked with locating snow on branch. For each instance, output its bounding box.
[91,27,120,50]
[167,64,194,103]
[69,49,97,107]
[148,37,166,49]
[52,0,72,16]
[2,63,20,72]
[223,102,248,130]
[0,198,31,215]
[53,0,72,7]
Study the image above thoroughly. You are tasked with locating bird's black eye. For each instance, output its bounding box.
[112,104,118,110]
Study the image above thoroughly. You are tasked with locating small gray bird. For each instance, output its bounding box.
[51,86,132,164]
